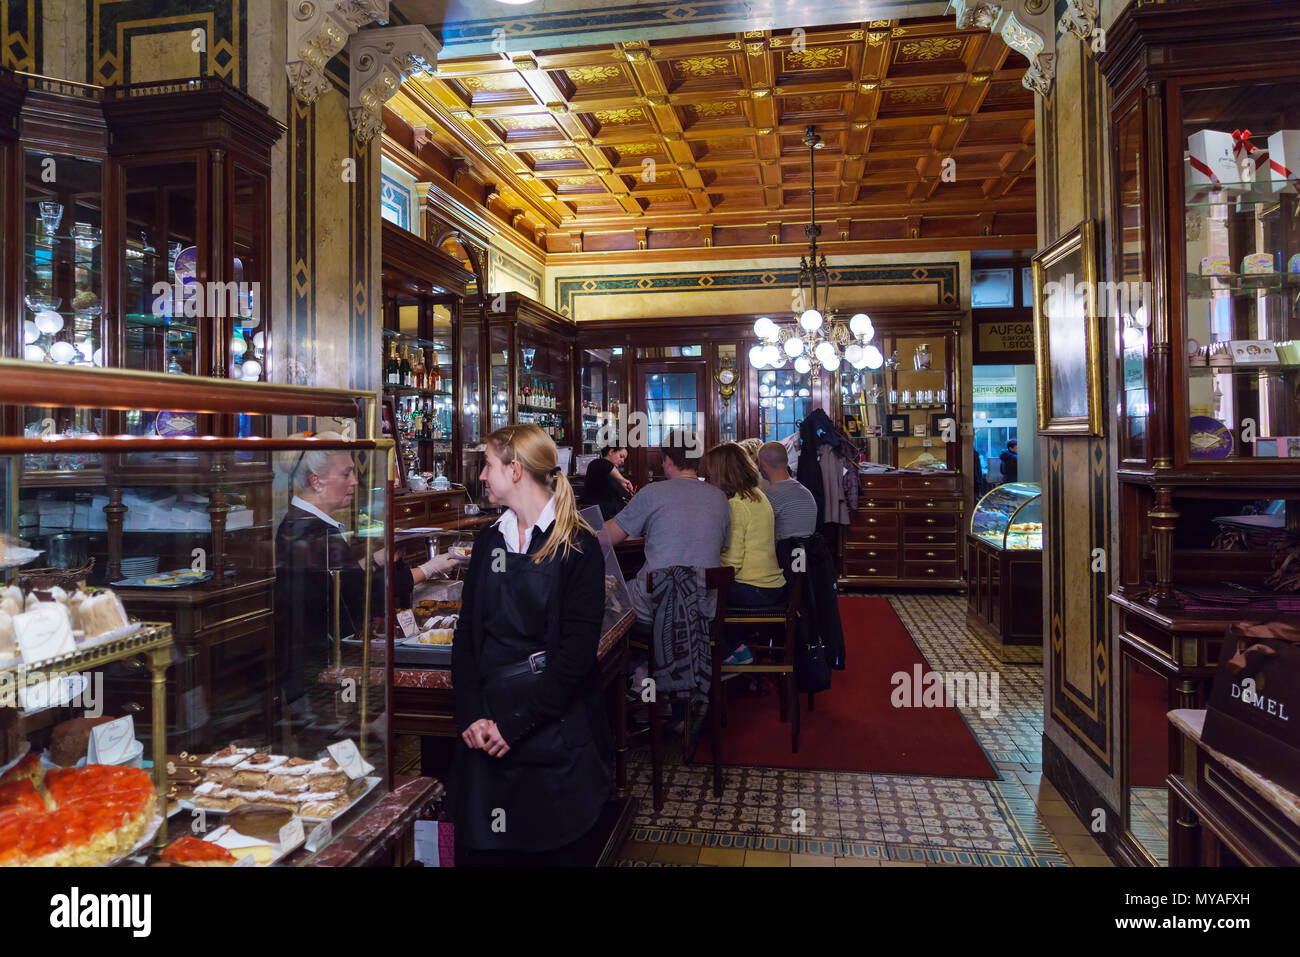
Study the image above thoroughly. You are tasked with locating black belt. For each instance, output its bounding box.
[483,651,547,684]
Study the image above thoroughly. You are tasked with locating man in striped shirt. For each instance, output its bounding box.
[757,441,818,544]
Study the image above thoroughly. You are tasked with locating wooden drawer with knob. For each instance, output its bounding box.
[859,474,902,493]
[395,498,427,524]
[843,559,899,579]
[902,511,960,531]
[899,474,960,492]
[844,545,898,564]
[903,561,960,581]
[904,546,958,563]
[850,510,900,531]
[903,529,959,546]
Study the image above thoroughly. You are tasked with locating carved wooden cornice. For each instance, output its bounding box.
[348,24,441,142]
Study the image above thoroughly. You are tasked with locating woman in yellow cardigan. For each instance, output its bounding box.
[701,442,788,665]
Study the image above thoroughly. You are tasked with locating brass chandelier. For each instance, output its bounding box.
[749,126,884,382]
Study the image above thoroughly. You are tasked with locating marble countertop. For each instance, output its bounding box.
[301,777,438,867]
[1169,708,1300,828]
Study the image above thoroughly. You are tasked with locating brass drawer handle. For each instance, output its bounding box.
[124,702,144,713]
[926,501,935,507]
[927,568,936,574]
[926,551,936,557]
[868,518,877,524]
[926,535,936,541]
[923,480,931,486]
[868,568,878,574]
[925,518,935,525]
[868,551,877,557]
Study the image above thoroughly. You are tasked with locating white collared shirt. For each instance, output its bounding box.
[291,495,346,533]
[496,495,556,554]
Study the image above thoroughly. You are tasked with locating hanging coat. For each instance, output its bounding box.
[777,533,846,671]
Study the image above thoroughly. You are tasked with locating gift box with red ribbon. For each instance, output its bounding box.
[1267,130,1300,194]
[1201,619,1300,794]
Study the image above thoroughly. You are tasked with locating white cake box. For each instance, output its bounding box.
[1267,130,1300,193]
[1187,130,1239,187]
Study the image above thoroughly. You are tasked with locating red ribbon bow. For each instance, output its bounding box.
[1232,129,1256,156]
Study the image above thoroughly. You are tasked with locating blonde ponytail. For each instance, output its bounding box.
[485,423,591,564]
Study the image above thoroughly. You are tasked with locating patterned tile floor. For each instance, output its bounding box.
[1129,786,1170,866]
[615,593,1115,867]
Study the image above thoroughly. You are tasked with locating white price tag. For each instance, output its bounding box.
[280,818,306,852]
[326,739,372,780]
[306,819,332,853]
[88,715,136,764]
[234,852,257,867]
[413,820,440,867]
[396,610,419,639]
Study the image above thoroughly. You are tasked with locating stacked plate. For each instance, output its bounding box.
[118,556,159,578]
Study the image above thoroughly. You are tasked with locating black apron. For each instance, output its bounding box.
[452,546,611,853]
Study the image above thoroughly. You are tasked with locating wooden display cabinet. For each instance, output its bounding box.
[483,293,576,467]
[380,219,476,486]
[1100,0,1300,867]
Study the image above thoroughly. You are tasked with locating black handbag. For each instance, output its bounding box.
[796,638,832,694]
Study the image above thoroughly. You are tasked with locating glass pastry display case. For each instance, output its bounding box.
[966,481,1042,652]
[0,361,406,866]
[970,482,1043,550]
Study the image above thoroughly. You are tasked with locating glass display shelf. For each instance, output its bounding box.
[971,481,1043,551]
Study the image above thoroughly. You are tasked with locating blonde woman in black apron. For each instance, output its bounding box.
[450,423,612,866]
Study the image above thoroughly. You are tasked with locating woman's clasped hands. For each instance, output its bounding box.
[462,718,510,757]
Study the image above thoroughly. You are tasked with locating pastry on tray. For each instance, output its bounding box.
[0,765,156,866]
[161,835,236,867]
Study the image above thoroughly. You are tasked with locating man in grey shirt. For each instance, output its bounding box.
[758,441,818,543]
[605,430,730,623]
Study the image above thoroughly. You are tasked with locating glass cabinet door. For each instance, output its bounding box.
[1179,79,1300,463]
[580,345,623,456]
[1115,100,1151,463]
[22,150,105,370]
[21,150,107,477]
[121,159,200,381]
[516,325,571,446]
[460,314,482,495]
[230,163,267,382]
[489,325,510,433]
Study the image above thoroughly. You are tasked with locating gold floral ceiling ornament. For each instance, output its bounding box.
[692,100,740,117]
[671,55,733,78]
[530,148,577,161]
[898,37,964,61]
[593,107,647,125]
[746,42,765,57]
[795,93,841,111]
[887,86,944,104]
[460,73,518,92]
[784,47,846,70]
[566,64,622,86]
[614,142,658,156]
[511,56,538,72]
[867,32,887,46]
[644,92,669,107]
[496,115,549,131]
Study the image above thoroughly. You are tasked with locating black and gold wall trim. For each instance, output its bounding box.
[2,0,41,72]
[88,0,246,87]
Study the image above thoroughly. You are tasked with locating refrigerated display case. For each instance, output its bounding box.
[966,482,1043,651]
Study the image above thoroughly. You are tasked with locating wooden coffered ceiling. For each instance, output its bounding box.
[382,16,1036,262]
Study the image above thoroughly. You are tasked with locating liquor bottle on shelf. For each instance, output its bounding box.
[414,348,426,390]
[398,345,411,387]
[411,401,423,438]
[386,342,400,387]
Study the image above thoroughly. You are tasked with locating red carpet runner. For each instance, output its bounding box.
[692,596,997,778]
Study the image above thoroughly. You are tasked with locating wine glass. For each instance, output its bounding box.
[38,201,63,239]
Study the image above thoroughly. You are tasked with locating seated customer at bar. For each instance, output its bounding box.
[756,441,818,545]
[701,442,788,665]
[579,445,633,520]
[603,429,729,625]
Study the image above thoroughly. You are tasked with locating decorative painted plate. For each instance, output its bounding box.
[173,245,198,286]
[1188,415,1233,459]
[156,410,198,437]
